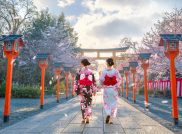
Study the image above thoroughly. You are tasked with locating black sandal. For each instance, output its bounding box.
[105,115,110,124]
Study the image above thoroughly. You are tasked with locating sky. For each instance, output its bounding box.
[33,0,182,49]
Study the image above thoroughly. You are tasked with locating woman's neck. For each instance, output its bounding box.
[83,66,88,69]
[107,66,112,70]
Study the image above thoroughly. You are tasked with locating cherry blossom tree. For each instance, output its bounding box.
[142,8,182,80]
[12,11,80,85]
[0,0,36,34]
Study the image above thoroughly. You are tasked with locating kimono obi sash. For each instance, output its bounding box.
[103,74,117,86]
[79,73,93,86]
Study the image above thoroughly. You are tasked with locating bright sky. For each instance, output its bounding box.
[33,0,182,49]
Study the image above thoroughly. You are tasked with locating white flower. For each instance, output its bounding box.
[80,74,85,80]
[88,75,93,81]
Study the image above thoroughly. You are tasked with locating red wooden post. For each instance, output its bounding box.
[54,68,61,103]
[125,72,129,99]
[39,61,48,109]
[36,53,49,109]
[141,63,149,108]
[1,35,24,123]
[139,53,151,109]
[132,70,136,103]
[159,34,182,125]
[123,67,130,99]
[129,62,138,103]
[4,55,14,122]
[121,77,124,97]
[71,74,75,97]
[119,70,124,97]
[65,72,69,99]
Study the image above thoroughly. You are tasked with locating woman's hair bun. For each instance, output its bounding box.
[81,59,91,66]
[106,58,114,66]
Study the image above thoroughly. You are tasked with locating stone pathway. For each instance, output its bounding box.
[0,92,174,134]
[123,92,182,133]
[0,95,72,129]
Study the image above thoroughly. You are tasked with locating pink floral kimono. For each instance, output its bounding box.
[74,67,96,119]
[100,68,121,118]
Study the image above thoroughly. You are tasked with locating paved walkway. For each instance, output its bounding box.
[0,95,72,129]
[0,92,174,134]
[123,92,182,133]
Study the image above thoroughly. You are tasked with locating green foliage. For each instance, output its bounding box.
[138,87,144,95]
[12,64,41,85]
[0,80,6,97]
[12,85,40,98]
[0,59,7,82]
[44,79,69,95]
[0,77,74,98]
[60,80,66,93]
[45,80,56,95]
[15,10,79,86]
[45,87,55,95]
[0,4,79,88]
[0,82,40,98]
[25,9,55,40]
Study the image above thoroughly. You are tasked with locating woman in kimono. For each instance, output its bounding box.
[74,59,96,124]
[100,58,121,124]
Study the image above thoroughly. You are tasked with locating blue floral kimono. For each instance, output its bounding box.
[100,68,121,117]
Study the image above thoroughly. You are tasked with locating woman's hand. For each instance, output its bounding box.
[79,92,84,96]
[93,92,96,96]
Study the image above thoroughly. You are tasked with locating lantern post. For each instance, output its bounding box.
[129,61,138,103]
[54,62,63,103]
[36,53,49,109]
[139,53,151,109]
[119,70,124,97]
[0,35,24,122]
[64,66,72,99]
[123,67,130,99]
[159,34,182,125]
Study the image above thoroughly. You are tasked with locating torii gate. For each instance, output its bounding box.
[80,47,130,67]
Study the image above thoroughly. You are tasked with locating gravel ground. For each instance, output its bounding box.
[120,92,182,134]
[0,94,73,130]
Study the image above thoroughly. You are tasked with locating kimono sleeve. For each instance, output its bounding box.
[73,72,80,92]
[92,73,97,93]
